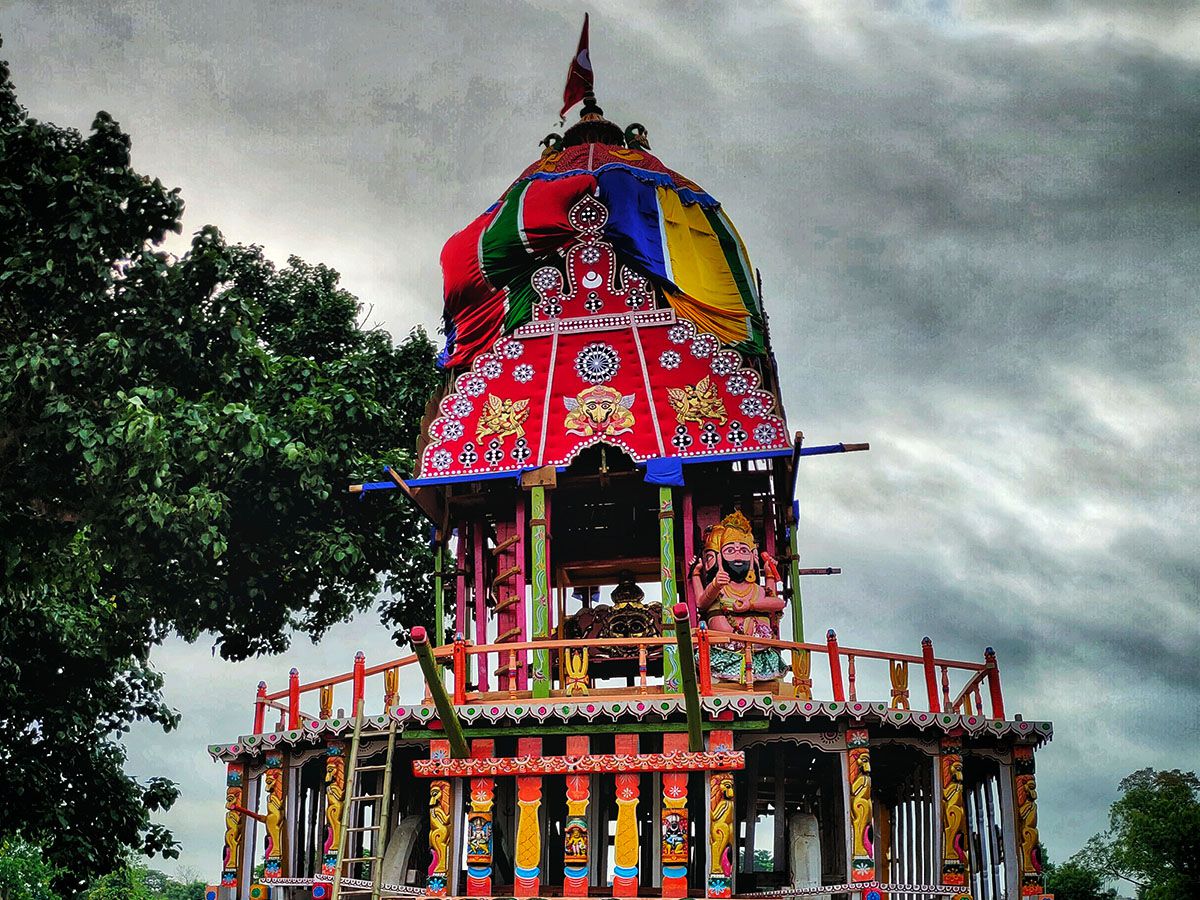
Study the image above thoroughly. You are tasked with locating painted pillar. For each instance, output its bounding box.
[472,520,489,693]
[320,742,346,879]
[939,733,970,890]
[563,735,591,897]
[659,486,682,692]
[612,733,641,896]
[514,736,544,896]
[706,729,735,899]
[530,486,551,698]
[1014,746,1045,896]
[787,499,804,642]
[428,738,454,897]
[846,728,875,883]
[465,739,495,896]
[433,532,445,648]
[220,762,246,889]
[515,492,530,689]
[262,752,286,880]
[661,732,690,897]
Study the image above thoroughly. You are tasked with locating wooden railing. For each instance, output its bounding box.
[252,630,1007,735]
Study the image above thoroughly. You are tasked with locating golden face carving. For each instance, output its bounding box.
[563,385,635,436]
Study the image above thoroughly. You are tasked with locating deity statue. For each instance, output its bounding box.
[690,510,787,682]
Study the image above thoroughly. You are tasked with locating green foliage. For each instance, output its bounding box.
[0,39,439,888]
[1044,858,1119,900]
[752,849,774,872]
[1078,768,1200,900]
[0,838,62,900]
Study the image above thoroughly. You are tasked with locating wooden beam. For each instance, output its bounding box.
[410,627,469,759]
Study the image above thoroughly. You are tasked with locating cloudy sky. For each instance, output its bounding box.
[6,0,1200,881]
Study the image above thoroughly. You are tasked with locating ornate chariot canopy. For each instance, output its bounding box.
[421,109,790,483]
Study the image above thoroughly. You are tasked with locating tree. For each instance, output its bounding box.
[1044,858,1119,900]
[1079,769,1200,900]
[0,40,439,886]
[0,838,61,900]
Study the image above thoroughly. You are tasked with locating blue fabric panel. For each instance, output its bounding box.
[597,169,670,282]
[644,456,685,486]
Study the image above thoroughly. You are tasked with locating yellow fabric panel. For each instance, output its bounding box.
[657,187,750,345]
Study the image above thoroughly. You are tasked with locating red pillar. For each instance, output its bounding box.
[287,668,300,730]
[827,629,845,702]
[985,646,1005,719]
[922,636,941,713]
[661,732,690,897]
[352,650,365,714]
[253,681,267,735]
[563,735,591,897]
[465,739,495,896]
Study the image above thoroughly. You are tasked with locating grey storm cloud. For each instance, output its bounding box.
[6,0,1199,879]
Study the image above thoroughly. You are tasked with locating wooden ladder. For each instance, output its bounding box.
[331,701,398,900]
[490,513,527,693]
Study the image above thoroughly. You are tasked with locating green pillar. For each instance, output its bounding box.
[659,486,681,692]
[531,486,551,698]
[433,534,445,648]
[787,500,805,643]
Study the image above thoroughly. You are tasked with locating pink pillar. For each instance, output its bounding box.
[682,489,698,627]
[515,494,529,689]
[473,519,489,693]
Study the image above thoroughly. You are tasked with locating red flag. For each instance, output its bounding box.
[560,14,593,119]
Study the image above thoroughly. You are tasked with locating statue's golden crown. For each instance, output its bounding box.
[704,510,757,554]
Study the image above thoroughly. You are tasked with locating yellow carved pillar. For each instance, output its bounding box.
[220,763,246,890]
[1014,746,1045,896]
[612,733,641,896]
[939,733,970,890]
[707,729,735,899]
[428,738,453,897]
[262,752,286,879]
[320,742,345,878]
[514,736,543,897]
[846,728,875,883]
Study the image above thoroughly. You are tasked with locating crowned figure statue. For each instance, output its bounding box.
[690,511,788,682]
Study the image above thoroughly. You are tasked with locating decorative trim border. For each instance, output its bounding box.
[744,883,970,897]
[264,877,424,895]
[413,750,744,778]
[210,696,1052,761]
